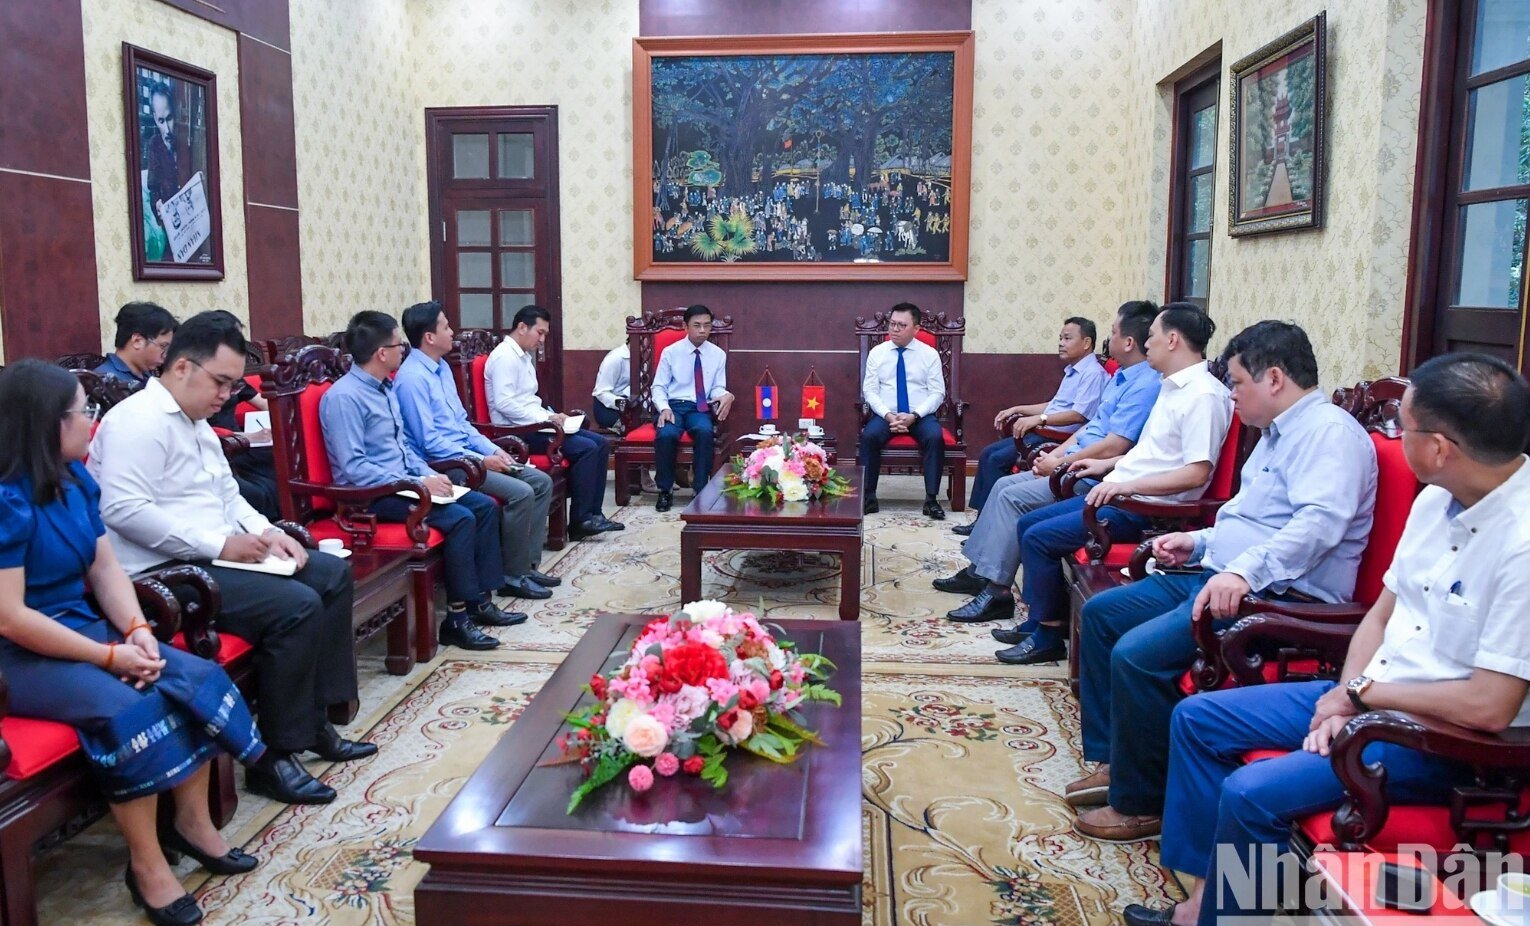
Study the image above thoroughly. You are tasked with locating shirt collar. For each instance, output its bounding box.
[348,365,390,392]
[1163,359,1209,390]
[144,376,186,415]
[1267,389,1327,440]
[107,353,146,382]
[504,336,530,360]
[1449,455,1530,530]
[1115,358,1154,384]
[403,347,443,376]
[1068,353,1102,376]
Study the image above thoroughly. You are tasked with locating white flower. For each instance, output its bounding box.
[717,708,754,745]
[605,698,644,738]
[680,599,729,622]
[765,641,787,670]
[781,480,809,502]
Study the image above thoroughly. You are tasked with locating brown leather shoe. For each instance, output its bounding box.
[1063,765,1110,807]
[1074,805,1161,843]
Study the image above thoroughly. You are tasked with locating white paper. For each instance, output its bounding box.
[243,411,271,433]
[561,414,585,434]
[155,172,212,263]
[396,484,471,504]
[211,553,298,576]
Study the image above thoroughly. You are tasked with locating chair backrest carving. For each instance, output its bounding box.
[263,333,346,366]
[853,311,966,440]
[259,346,350,524]
[1331,376,1409,434]
[71,369,141,412]
[55,353,108,372]
[445,329,504,422]
[622,309,736,429]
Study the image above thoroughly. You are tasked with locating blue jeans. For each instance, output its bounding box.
[1014,492,1149,630]
[371,489,503,605]
[858,413,944,498]
[654,400,715,491]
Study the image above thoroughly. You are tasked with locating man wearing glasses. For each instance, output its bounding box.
[94,301,178,386]
[858,302,947,518]
[90,311,373,806]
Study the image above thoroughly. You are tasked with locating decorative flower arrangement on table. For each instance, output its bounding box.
[557,600,840,813]
[722,434,852,505]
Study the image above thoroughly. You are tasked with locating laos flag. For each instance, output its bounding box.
[756,384,777,420]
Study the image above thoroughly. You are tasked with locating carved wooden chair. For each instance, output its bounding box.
[53,352,107,373]
[1009,354,1120,468]
[611,308,736,506]
[854,311,970,509]
[262,332,344,366]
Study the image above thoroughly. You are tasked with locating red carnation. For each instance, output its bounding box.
[717,708,740,730]
[683,756,705,775]
[738,688,759,710]
[656,673,683,695]
[664,642,729,687]
[589,674,608,699]
[769,669,784,691]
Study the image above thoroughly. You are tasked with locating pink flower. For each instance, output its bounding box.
[646,702,677,731]
[628,764,654,792]
[621,714,670,757]
[654,753,680,777]
[717,707,754,745]
[705,677,739,705]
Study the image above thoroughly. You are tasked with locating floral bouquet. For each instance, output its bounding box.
[722,434,852,505]
[556,600,840,813]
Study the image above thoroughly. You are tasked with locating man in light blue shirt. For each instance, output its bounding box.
[1067,320,1378,845]
[321,311,523,651]
[396,301,558,600]
[650,304,734,512]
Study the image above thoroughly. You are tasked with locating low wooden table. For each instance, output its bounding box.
[415,614,862,925]
[680,468,863,621]
[327,549,416,724]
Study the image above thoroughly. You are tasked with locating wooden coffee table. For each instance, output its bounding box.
[414,614,862,925]
[680,468,863,620]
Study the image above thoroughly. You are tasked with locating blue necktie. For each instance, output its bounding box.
[895,347,910,414]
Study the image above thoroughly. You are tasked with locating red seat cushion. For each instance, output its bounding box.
[1206,416,1244,502]
[1072,544,1135,567]
[1,717,82,780]
[307,516,444,550]
[1297,803,1530,855]
[886,428,957,448]
[1176,658,1325,696]
[169,631,256,666]
[623,423,693,444]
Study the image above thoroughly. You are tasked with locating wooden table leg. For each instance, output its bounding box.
[387,595,416,676]
[680,529,701,604]
[839,539,861,621]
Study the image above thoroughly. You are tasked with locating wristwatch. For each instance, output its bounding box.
[1345,675,1374,712]
[1038,413,1049,426]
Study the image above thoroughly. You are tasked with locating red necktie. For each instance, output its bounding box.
[693,348,710,413]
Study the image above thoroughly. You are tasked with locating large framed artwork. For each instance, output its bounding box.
[122,43,224,280]
[632,32,974,281]
[1227,13,1327,237]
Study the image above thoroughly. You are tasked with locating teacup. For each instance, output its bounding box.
[1498,872,1530,923]
[318,538,346,555]
[759,424,778,434]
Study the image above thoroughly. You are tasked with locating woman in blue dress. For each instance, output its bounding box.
[0,360,264,926]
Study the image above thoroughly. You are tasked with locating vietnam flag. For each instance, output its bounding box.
[802,384,826,419]
[756,384,777,420]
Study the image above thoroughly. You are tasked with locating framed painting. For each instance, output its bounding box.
[122,43,224,280]
[632,32,974,281]
[1227,13,1327,237]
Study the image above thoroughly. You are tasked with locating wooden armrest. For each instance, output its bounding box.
[272,520,316,549]
[218,432,251,457]
[1210,611,1357,689]
[492,434,531,459]
[473,420,565,464]
[146,565,222,660]
[291,478,435,548]
[430,456,486,489]
[130,575,182,641]
[1126,540,1157,580]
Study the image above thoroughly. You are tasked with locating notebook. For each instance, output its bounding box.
[211,553,299,576]
[395,484,471,504]
[560,414,585,434]
[242,410,273,447]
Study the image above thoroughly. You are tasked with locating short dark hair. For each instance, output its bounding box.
[0,359,81,505]
[343,310,400,364]
[112,301,178,349]
[1116,300,1159,350]
[1220,321,1319,389]
[1063,316,1097,347]
[148,81,173,109]
[512,304,552,331]
[889,302,922,325]
[1409,353,1530,465]
[164,310,247,367]
[683,304,713,324]
[402,301,446,348]
[1156,301,1216,356]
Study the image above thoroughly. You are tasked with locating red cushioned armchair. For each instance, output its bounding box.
[1005,353,1120,469]
[612,308,736,506]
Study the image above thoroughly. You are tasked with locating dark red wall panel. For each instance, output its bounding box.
[0,173,101,359]
[244,205,303,340]
[155,0,290,52]
[0,1,91,179]
[238,35,299,207]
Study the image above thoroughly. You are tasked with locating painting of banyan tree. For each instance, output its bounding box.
[632,32,974,281]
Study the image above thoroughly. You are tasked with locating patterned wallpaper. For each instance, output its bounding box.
[81,0,250,347]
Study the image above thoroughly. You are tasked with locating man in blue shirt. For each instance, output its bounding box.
[93,301,177,386]
[1065,321,1378,846]
[651,304,733,512]
[320,311,522,651]
[396,302,558,600]
[933,301,1163,623]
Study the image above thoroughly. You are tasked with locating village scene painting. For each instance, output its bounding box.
[1229,14,1326,235]
[648,51,957,265]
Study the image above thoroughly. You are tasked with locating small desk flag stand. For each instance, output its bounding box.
[755,368,778,421]
[802,368,826,420]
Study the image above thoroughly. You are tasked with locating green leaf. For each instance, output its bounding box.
[566,752,639,814]
[768,712,824,747]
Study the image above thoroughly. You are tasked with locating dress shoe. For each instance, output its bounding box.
[525,569,560,587]
[863,496,879,514]
[922,499,945,520]
[946,588,1015,623]
[951,522,974,536]
[990,625,1030,645]
[1075,805,1161,843]
[159,826,259,875]
[125,866,203,925]
[1122,904,1178,926]
[569,517,606,540]
[245,753,336,805]
[596,515,626,531]
[498,576,552,600]
[655,490,673,512]
[471,602,529,627]
[1064,765,1111,808]
[932,566,986,595]
[439,615,501,650]
[309,722,378,762]
[994,636,1066,665]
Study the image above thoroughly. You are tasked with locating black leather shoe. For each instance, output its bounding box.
[1122,903,1178,926]
[471,603,529,627]
[951,522,974,536]
[497,576,552,600]
[125,866,203,925]
[570,516,613,539]
[995,636,1067,665]
[309,723,378,762]
[922,499,945,520]
[439,615,502,650]
[595,515,625,531]
[947,588,1015,623]
[245,754,336,805]
[991,625,1031,645]
[655,491,673,512]
[863,496,879,514]
[933,566,986,595]
[525,569,560,587]
[159,826,259,875]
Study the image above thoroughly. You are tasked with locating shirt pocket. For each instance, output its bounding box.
[1429,593,1480,664]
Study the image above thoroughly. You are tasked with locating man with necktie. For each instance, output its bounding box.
[858,302,947,518]
[651,304,734,512]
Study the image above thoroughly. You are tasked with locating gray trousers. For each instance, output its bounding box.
[478,465,554,577]
[962,471,1061,586]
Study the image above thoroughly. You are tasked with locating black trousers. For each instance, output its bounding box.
[525,429,610,524]
[231,447,281,521]
[186,552,356,753]
[370,491,503,604]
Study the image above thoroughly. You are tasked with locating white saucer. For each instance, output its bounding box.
[321,548,352,560]
[1470,890,1528,926]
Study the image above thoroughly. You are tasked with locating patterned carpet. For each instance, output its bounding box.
[35,477,1181,925]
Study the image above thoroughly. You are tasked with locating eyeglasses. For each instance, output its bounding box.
[68,402,101,422]
[187,359,239,396]
[378,341,406,354]
[149,336,173,353]
[887,321,913,331]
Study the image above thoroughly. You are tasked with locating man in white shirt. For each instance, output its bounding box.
[89,311,373,807]
[858,302,948,518]
[591,343,629,432]
[1125,353,1530,926]
[651,304,733,512]
[484,304,622,539]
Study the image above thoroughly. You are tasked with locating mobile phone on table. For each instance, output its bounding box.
[1374,861,1435,913]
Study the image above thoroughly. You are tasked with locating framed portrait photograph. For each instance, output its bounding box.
[1227,13,1327,237]
[122,43,224,280]
[632,32,974,281]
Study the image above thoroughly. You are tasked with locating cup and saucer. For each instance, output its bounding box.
[1470,873,1530,926]
[317,539,352,560]
[758,424,779,436]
